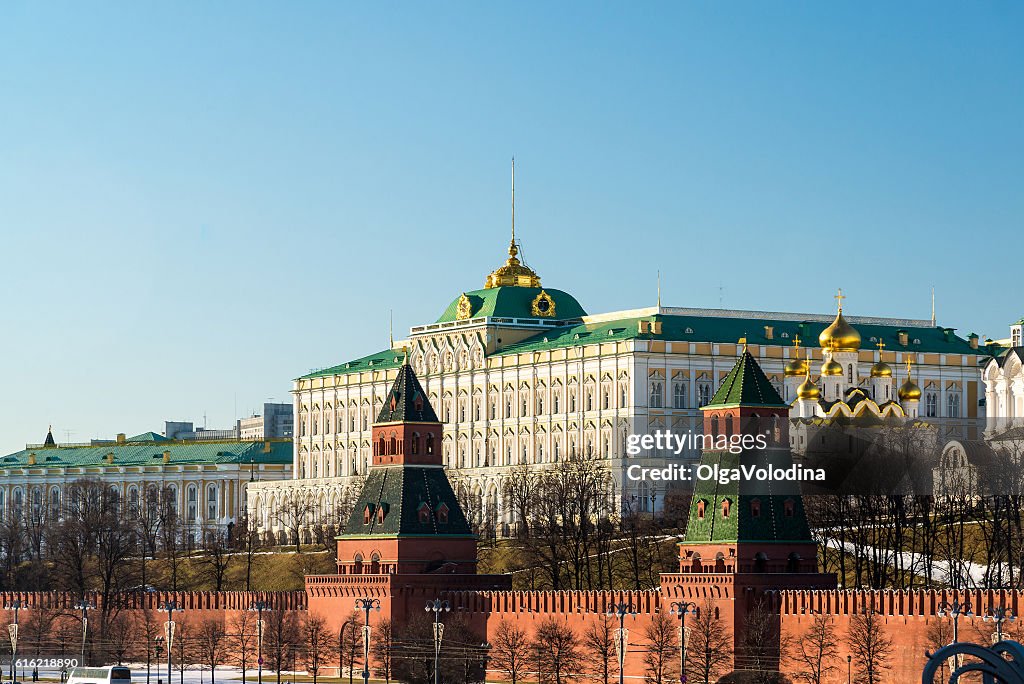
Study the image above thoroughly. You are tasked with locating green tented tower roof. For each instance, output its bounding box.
[707,349,789,409]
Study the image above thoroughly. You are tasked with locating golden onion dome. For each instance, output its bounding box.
[819,310,861,352]
[898,377,922,402]
[784,356,808,377]
[822,357,844,376]
[485,238,541,289]
[796,376,821,400]
[870,360,893,378]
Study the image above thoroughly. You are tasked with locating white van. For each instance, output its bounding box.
[67,666,132,684]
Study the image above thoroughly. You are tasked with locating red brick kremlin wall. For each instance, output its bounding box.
[0,586,1018,682]
[305,580,1024,684]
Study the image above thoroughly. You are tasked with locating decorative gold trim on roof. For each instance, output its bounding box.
[531,290,556,318]
[456,293,473,320]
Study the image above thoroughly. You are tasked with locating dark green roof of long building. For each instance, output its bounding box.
[300,309,993,379]
[707,349,788,408]
[0,438,292,470]
[343,465,473,538]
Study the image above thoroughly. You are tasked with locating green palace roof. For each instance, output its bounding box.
[435,287,587,323]
[300,309,993,380]
[0,438,292,470]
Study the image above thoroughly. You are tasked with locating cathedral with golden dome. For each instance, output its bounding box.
[787,290,925,421]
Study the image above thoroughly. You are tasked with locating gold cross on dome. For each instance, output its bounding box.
[877,340,886,352]
[835,288,846,311]
[793,335,802,351]
[905,356,915,375]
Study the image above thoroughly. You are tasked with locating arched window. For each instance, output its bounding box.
[411,432,420,455]
[649,382,663,408]
[710,416,719,437]
[207,484,218,520]
[426,433,435,455]
[948,393,961,418]
[725,415,733,438]
[721,499,731,518]
[186,485,198,522]
[750,498,761,518]
[673,382,687,409]
[754,552,768,573]
[370,553,381,574]
[354,554,363,574]
[50,487,62,520]
[697,499,706,519]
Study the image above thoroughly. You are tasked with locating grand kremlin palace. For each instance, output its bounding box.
[248,236,991,544]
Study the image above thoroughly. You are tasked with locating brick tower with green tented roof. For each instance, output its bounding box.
[677,346,834,584]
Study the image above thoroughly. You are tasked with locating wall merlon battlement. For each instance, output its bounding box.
[774,588,1024,618]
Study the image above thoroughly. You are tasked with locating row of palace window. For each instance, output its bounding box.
[299,384,634,437]
[648,380,715,409]
[0,482,225,524]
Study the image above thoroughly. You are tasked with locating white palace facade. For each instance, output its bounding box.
[248,235,992,544]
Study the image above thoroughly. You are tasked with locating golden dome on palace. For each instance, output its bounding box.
[797,376,821,400]
[819,309,861,352]
[898,377,922,401]
[822,357,844,376]
[484,239,542,289]
[870,360,893,378]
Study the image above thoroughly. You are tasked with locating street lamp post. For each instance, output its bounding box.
[425,599,450,684]
[248,601,271,684]
[5,599,28,684]
[937,600,973,644]
[846,654,852,684]
[669,601,696,683]
[72,598,96,668]
[983,605,1016,643]
[154,636,165,684]
[158,600,183,684]
[607,602,637,684]
[354,599,380,684]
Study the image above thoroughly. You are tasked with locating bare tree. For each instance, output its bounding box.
[274,491,316,553]
[583,614,618,684]
[738,599,788,682]
[369,619,395,684]
[199,530,233,591]
[641,612,679,684]
[791,613,839,684]
[302,613,332,684]
[846,610,892,684]
[264,609,301,684]
[491,620,531,684]
[227,610,257,684]
[194,617,228,684]
[531,617,582,684]
[686,600,732,684]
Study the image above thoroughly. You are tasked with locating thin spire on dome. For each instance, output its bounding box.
[835,287,846,313]
[44,425,55,447]
[484,159,541,289]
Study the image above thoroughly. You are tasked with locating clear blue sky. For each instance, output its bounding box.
[1,3,1021,453]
